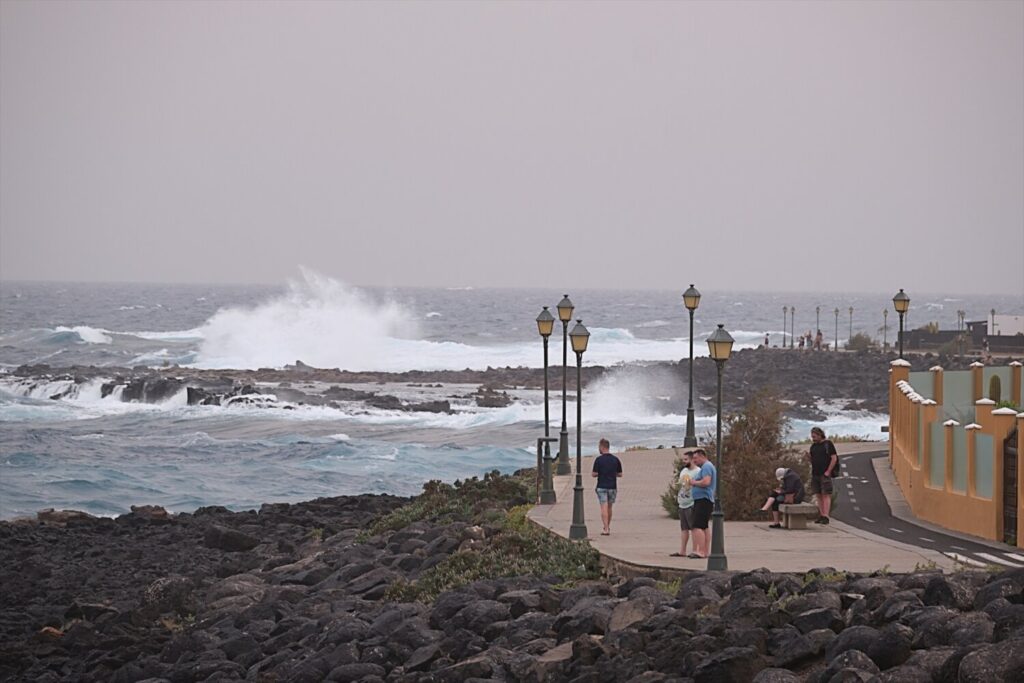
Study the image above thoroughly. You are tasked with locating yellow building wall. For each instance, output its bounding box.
[889,360,1023,547]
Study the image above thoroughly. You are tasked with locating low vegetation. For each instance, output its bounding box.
[359,471,533,541]
[386,504,601,602]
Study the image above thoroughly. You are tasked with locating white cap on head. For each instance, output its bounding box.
[775,467,787,480]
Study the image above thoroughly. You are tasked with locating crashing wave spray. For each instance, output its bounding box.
[194,269,417,370]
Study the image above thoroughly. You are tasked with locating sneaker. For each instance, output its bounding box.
[813,516,826,524]
[768,523,782,529]
[820,517,830,525]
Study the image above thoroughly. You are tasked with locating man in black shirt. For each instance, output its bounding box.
[806,427,838,524]
[591,438,623,536]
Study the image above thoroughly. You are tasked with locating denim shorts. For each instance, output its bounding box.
[596,488,618,504]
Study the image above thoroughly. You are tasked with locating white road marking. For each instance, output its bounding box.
[1006,553,1024,562]
[945,552,986,567]
[861,516,874,523]
[853,506,861,512]
[849,497,857,503]
[976,553,1024,567]
[889,527,904,533]
[919,537,936,543]
[950,545,966,551]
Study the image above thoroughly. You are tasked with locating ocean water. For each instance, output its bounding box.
[1,272,1020,519]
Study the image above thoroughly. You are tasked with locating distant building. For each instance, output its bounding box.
[992,314,1024,337]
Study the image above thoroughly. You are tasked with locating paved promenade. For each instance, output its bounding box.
[527,444,956,574]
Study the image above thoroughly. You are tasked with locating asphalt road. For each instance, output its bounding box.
[831,449,1024,569]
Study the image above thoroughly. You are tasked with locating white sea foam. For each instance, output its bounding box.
[129,328,205,342]
[53,326,112,344]
[182,271,768,372]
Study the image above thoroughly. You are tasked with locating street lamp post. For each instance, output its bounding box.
[816,306,820,334]
[683,285,701,447]
[893,289,910,359]
[536,307,557,504]
[555,295,574,475]
[568,320,590,540]
[958,309,966,359]
[790,307,795,348]
[706,324,734,571]
[783,306,788,349]
[834,307,839,352]
[883,309,888,350]
[991,308,996,335]
[848,307,854,347]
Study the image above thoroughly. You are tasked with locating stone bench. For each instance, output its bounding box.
[779,503,820,530]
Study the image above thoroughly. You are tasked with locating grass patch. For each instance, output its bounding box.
[385,505,601,602]
[358,470,533,542]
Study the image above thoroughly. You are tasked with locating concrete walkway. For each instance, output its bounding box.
[528,444,956,574]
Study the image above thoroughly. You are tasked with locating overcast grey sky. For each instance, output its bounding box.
[1,1,1021,295]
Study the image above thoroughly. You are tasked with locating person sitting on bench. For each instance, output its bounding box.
[759,467,805,528]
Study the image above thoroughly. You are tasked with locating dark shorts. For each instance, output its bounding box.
[679,506,696,531]
[596,488,617,504]
[810,475,834,495]
[692,499,713,529]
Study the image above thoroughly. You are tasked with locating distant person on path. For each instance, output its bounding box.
[759,467,806,528]
[671,451,703,558]
[592,438,622,536]
[814,329,823,351]
[689,448,717,558]
[763,333,770,348]
[798,336,805,350]
[806,427,838,524]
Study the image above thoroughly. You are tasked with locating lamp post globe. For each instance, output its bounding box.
[536,307,557,504]
[555,295,574,475]
[683,285,701,448]
[892,289,910,359]
[705,323,734,571]
[568,320,590,540]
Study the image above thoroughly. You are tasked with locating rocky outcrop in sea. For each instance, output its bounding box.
[8,349,998,423]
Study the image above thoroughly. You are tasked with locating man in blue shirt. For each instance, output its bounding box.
[689,448,717,559]
[591,438,623,536]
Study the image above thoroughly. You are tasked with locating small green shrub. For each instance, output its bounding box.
[661,453,687,520]
[386,505,601,602]
[358,470,531,541]
[846,333,876,352]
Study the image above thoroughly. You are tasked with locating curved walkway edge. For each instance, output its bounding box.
[527,445,956,574]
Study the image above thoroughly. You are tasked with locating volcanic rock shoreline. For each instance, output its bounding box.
[3,479,1024,682]
[8,349,997,422]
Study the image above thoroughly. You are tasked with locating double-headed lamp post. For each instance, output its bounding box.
[555,295,574,475]
[893,289,910,359]
[706,324,734,571]
[568,320,591,540]
[536,307,557,504]
[683,285,701,448]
